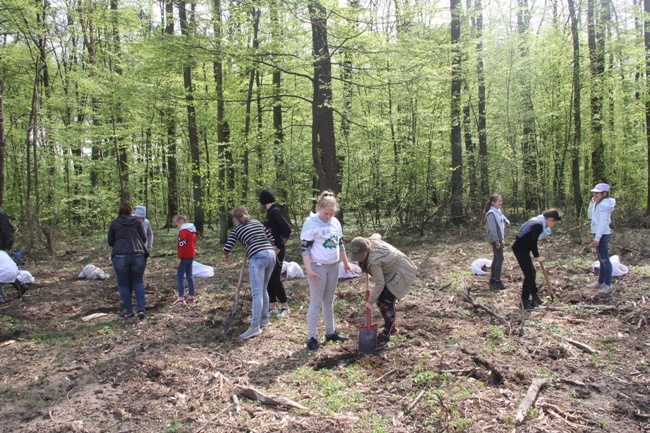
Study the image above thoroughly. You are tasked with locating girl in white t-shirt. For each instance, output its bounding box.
[300,193,353,350]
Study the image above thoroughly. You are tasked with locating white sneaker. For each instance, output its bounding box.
[276,307,291,318]
[586,281,604,289]
[260,318,271,328]
[239,327,262,340]
[599,285,613,296]
[268,309,278,317]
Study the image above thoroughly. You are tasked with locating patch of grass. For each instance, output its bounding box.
[292,366,362,413]
[488,326,504,342]
[450,418,472,429]
[359,411,386,432]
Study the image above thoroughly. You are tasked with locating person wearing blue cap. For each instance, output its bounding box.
[587,183,616,296]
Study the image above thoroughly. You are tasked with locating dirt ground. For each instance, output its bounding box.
[1,227,649,433]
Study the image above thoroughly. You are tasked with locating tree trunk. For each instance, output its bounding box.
[645,0,650,214]
[588,0,605,184]
[0,79,5,208]
[568,0,583,216]
[450,0,464,224]
[476,0,488,198]
[165,0,178,227]
[179,1,204,234]
[308,1,340,194]
[242,6,261,201]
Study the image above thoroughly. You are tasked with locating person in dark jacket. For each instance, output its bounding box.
[511,209,562,310]
[108,203,148,319]
[259,189,292,317]
[0,207,15,253]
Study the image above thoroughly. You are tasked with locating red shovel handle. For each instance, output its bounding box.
[365,274,372,327]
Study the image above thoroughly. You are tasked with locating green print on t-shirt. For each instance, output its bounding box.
[322,236,338,249]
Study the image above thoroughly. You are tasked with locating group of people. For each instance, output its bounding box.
[105,181,615,349]
[482,182,616,310]
[222,189,418,350]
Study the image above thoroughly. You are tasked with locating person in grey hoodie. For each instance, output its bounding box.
[107,203,148,319]
[482,194,510,290]
[587,183,616,296]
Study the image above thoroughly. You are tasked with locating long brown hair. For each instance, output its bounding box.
[481,194,501,226]
[232,206,251,225]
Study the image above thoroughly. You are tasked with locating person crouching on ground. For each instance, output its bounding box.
[301,193,353,351]
[223,206,276,340]
[172,214,197,306]
[349,235,417,345]
[587,183,616,296]
[511,209,562,310]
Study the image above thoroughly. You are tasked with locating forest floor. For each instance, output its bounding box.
[0,226,649,433]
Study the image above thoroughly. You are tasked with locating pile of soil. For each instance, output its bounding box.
[0,229,649,432]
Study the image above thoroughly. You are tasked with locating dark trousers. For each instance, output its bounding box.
[513,249,538,301]
[490,242,504,282]
[266,247,287,304]
[377,286,396,335]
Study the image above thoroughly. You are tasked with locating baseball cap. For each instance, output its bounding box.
[591,183,610,193]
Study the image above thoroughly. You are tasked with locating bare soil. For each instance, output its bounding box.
[1,228,649,433]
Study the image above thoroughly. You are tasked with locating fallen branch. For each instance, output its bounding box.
[515,378,549,425]
[407,389,426,413]
[458,288,509,326]
[564,338,597,354]
[559,377,600,392]
[236,385,309,412]
[537,402,599,426]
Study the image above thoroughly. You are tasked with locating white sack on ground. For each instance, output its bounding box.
[0,250,19,283]
[281,261,304,280]
[591,255,629,277]
[17,270,35,284]
[192,261,214,278]
[339,262,362,279]
[78,264,111,280]
[471,258,493,276]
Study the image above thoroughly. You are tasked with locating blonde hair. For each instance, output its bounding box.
[232,206,251,224]
[173,214,188,226]
[316,194,339,212]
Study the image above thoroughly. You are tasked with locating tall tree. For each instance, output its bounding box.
[164,0,178,227]
[588,0,605,183]
[450,0,464,224]
[568,0,583,216]
[476,0,488,198]
[308,0,339,193]
[645,0,650,214]
[178,1,204,234]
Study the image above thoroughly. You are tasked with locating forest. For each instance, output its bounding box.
[2,0,650,249]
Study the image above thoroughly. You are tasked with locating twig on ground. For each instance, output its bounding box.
[236,385,309,412]
[407,389,426,413]
[458,288,509,327]
[537,402,599,426]
[232,394,240,413]
[375,369,397,382]
[515,378,549,425]
[564,338,597,354]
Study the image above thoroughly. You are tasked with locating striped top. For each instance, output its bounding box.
[223,219,275,258]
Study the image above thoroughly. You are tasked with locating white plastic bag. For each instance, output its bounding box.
[471,258,493,276]
[78,264,111,280]
[192,261,214,278]
[339,262,362,279]
[0,250,19,283]
[590,255,629,277]
[17,270,35,284]
[281,261,304,280]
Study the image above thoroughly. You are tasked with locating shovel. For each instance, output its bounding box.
[538,261,555,302]
[222,258,247,336]
[358,274,377,354]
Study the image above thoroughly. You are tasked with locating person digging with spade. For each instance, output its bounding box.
[511,209,562,311]
[349,234,417,346]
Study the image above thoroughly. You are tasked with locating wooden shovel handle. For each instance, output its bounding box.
[538,261,555,301]
[365,274,372,327]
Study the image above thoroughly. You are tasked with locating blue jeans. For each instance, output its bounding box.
[177,258,195,298]
[248,249,276,328]
[112,254,147,314]
[596,234,612,286]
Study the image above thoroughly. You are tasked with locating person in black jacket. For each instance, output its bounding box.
[108,203,148,319]
[0,207,15,253]
[511,209,562,310]
[259,190,292,317]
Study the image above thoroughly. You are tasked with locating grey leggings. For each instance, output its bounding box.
[306,263,339,340]
[490,242,504,281]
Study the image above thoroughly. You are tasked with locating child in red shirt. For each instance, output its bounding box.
[173,215,197,306]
